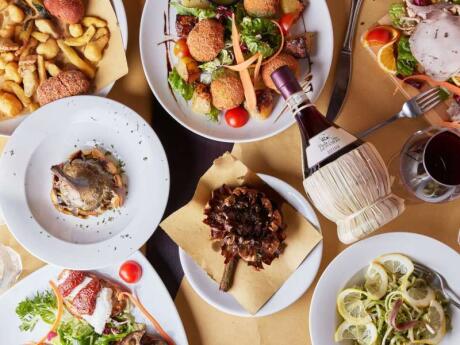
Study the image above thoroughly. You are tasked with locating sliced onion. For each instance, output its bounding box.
[389,299,419,331]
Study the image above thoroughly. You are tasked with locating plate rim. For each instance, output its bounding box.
[0,95,170,270]
[179,173,323,317]
[309,231,460,345]
[0,250,189,345]
[139,0,334,143]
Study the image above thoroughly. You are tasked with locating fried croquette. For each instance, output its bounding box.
[186,19,225,62]
[244,0,279,17]
[262,53,300,91]
[210,70,245,110]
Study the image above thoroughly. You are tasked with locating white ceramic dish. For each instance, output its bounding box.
[140,0,333,143]
[180,173,323,317]
[309,232,460,345]
[0,251,189,344]
[0,96,170,269]
[0,0,129,136]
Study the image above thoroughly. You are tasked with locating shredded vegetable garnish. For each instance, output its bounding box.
[121,292,175,345]
[36,281,63,345]
[261,20,285,66]
[404,75,460,96]
[225,53,260,72]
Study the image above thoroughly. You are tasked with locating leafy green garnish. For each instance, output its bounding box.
[396,36,417,77]
[207,106,220,122]
[389,3,406,27]
[199,49,234,74]
[171,1,216,20]
[16,290,57,332]
[438,87,450,101]
[168,68,195,100]
[239,17,281,59]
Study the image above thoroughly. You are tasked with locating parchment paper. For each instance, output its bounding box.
[160,153,323,314]
[87,0,128,91]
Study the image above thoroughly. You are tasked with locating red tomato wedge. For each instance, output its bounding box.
[173,38,190,58]
[279,12,300,35]
[119,260,143,284]
[225,107,249,128]
[362,25,400,46]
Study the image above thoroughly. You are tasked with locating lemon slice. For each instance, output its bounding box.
[377,41,397,75]
[452,75,460,87]
[337,288,372,325]
[365,262,388,300]
[334,320,378,345]
[375,253,414,280]
[402,278,435,308]
[413,300,446,344]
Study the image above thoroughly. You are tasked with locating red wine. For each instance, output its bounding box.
[424,130,460,186]
[271,66,363,178]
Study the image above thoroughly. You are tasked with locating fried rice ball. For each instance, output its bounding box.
[211,70,245,110]
[262,53,300,91]
[244,0,279,17]
[186,19,225,62]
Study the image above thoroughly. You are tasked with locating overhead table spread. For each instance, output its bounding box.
[0,1,459,345]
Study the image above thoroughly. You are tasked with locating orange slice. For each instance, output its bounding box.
[452,75,460,87]
[377,41,397,75]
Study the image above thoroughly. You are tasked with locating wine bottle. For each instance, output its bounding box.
[271,66,405,244]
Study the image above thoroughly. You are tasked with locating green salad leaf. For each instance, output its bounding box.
[208,106,220,122]
[389,2,406,27]
[171,2,216,20]
[396,36,417,77]
[168,68,195,100]
[239,17,281,59]
[199,49,234,75]
[16,290,57,332]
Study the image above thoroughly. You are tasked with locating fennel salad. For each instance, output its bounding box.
[335,254,451,345]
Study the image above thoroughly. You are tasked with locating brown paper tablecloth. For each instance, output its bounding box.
[1,1,459,345]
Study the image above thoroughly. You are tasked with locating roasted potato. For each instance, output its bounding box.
[37,38,59,59]
[182,0,211,9]
[3,80,31,106]
[35,19,59,38]
[0,0,8,11]
[44,0,84,24]
[31,31,50,43]
[0,24,15,39]
[0,38,20,52]
[176,57,200,83]
[246,89,275,120]
[83,34,109,63]
[7,4,25,24]
[69,23,83,37]
[57,39,95,78]
[44,61,61,76]
[94,27,109,40]
[4,62,21,83]
[280,0,304,14]
[191,83,212,114]
[0,91,23,117]
[82,16,107,28]
[64,25,95,46]
[37,55,46,83]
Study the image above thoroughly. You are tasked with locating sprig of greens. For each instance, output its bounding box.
[168,68,195,100]
[389,3,406,27]
[396,36,417,77]
[16,290,57,332]
[239,17,281,59]
[171,1,216,20]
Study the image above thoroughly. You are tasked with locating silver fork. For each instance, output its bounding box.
[358,87,443,138]
[413,261,460,309]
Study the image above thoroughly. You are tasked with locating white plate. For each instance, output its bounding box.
[310,232,460,345]
[180,174,323,317]
[0,96,170,269]
[140,0,333,143]
[0,251,189,344]
[0,0,129,136]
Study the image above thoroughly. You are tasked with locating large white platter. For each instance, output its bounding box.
[140,0,333,143]
[310,232,460,345]
[0,251,189,344]
[0,96,170,269]
[180,174,323,317]
[0,0,129,136]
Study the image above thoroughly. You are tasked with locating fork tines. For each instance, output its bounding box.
[416,87,443,112]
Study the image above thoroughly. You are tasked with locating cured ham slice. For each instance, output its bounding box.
[409,10,460,81]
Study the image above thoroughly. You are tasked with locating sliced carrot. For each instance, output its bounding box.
[231,14,257,111]
[121,292,175,345]
[36,281,64,345]
[225,53,260,72]
[403,75,460,96]
[253,53,263,84]
[261,20,285,66]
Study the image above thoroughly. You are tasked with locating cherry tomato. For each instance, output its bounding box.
[225,107,249,128]
[119,260,142,284]
[364,26,399,46]
[173,38,190,58]
[279,12,299,35]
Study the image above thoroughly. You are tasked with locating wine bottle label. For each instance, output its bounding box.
[306,127,357,168]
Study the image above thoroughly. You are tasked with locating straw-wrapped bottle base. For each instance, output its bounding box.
[304,142,405,244]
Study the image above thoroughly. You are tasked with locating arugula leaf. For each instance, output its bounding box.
[389,3,406,27]
[239,17,281,59]
[171,1,216,20]
[396,36,417,77]
[168,68,195,100]
[16,290,57,332]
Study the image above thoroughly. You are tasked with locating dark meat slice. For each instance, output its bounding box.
[71,278,101,315]
[58,270,85,298]
[284,36,309,59]
[175,15,197,38]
